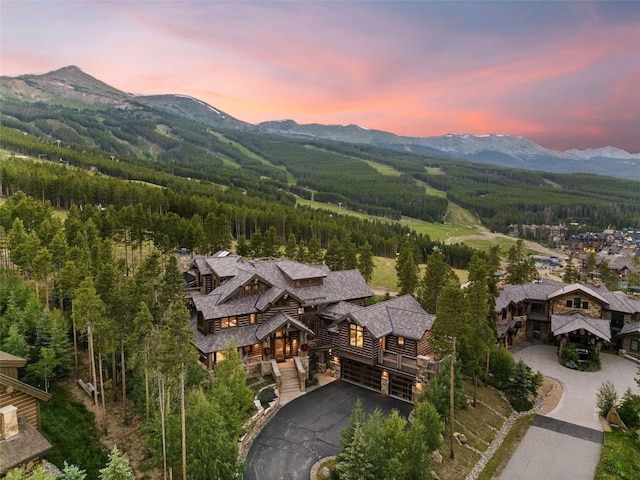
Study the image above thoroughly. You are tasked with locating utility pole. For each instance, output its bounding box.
[450,336,456,460]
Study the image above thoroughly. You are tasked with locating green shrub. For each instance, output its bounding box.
[618,388,640,429]
[596,380,618,417]
[560,344,579,364]
[257,387,275,407]
[488,346,515,390]
[510,397,534,412]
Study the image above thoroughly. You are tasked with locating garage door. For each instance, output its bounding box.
[389,374,414,402]
[341,358,381,392]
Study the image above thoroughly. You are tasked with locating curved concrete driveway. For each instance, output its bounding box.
[244,381,411,480]
[501,344,640,480]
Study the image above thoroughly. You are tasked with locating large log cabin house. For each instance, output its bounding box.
[187,252,441,402]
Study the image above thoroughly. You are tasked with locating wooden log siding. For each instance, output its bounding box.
[417,332,434,357]
[339,323,376,363]
[0,367,19,379]
[0,390,39,428]
[385,336,417,357]
[261,298,300,322]
[315,318,335,348]
[622,335,640,360]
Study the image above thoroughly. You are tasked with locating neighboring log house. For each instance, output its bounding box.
[496,279,640,353]
[0,351,52,474]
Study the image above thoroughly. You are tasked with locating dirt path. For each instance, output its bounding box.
[63,376,161,479]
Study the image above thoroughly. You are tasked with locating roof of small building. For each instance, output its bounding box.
[551,312,611,343]
[0,351,27,368]
[0,417,52,473]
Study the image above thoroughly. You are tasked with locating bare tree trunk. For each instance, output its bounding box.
[88,324,98,407]
[485,348,490,385]
[99,351,106,412]
[180,370,187,480]
[159,375,168,480]
[449,336,456,460]
[473,370,478,408]
[144,350,150,420]
[44,278,49,309]
[72,309,78,377]
[121,338,127,426]
[112,350,117,402]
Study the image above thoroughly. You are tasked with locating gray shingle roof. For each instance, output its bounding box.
[254,312,314,341]
[0,417,52,473]
[496,280,640,315]
[276,260,327,281]
[193,258,372,321]
[348,295,435,340]
[190,321,258,353]
[548,284,608,306]
[321,301,364,321]
[619,321,640,336]
[551,312,611,342]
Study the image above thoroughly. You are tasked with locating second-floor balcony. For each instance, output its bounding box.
[378,349,418,374]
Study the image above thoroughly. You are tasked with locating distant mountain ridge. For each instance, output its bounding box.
[1,66,639,179]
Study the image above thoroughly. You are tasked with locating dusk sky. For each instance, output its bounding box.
[2,1,639,152]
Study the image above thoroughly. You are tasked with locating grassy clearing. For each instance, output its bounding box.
[430,379,514,480]
[594,429,640,479]
[41,384,108,478]
[361,159,402,176]
[425,166,445,175]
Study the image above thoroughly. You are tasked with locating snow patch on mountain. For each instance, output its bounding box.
[566,147,640,160]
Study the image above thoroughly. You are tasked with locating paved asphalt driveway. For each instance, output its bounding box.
[501,344,640,480]
[243,381,412,480]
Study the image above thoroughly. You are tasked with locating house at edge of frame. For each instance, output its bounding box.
[187,252,443,403]
[496,278,640,359]
[0,350,52,474]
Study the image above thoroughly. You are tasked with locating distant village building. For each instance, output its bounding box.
[508,224,567,243]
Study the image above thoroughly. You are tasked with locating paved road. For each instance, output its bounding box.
[501,344,640,479]
[243,381,412,480]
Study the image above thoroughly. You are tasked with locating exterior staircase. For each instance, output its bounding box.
[278,360,301,395]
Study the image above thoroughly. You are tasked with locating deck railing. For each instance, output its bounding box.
[378,349,418,374]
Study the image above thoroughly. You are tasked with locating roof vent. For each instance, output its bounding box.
[0,405,19,440]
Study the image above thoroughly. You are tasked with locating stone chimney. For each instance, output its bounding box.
[0,405,19,440]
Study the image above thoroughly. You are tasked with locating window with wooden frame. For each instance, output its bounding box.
[250,313,257,324]
[349,324,364,348]
[397,336,405,346]
[630,339,640,352]
[221,316,237,328]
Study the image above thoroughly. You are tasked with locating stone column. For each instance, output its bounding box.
[381,372,389,396]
